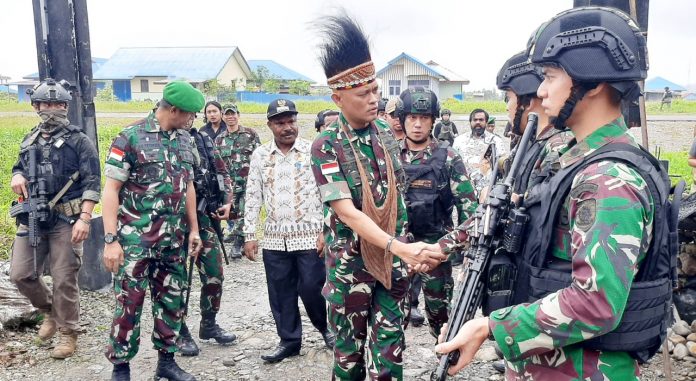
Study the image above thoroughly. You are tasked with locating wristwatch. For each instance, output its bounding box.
[104,233,117,244]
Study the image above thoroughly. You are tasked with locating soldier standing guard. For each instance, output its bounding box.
[9,78,101,359]
[102,81,204,381]
[311,13,446,380]
[436,8,673,380]
[396,88,477,339]
[176,112,237,356]
[215,104,261,258]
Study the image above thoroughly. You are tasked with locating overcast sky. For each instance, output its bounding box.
[1,0,695,90]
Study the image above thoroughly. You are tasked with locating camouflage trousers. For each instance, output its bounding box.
[226,191,246,239]
[105,246,186,364]
[189,215,224,315]
[325,276,409,380]
[416,261,453,339]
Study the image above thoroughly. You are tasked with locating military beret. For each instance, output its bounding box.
[488,116,496,125]
[163,81,205,113]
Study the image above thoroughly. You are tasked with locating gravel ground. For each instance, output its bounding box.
[2,255,696,381]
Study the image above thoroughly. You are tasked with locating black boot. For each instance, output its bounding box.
[229,237,243,259]
[154,351,196,381]
[199,313,237,344]
[409,306,425,327]
[111,363,130,381]
[176,322,200,356]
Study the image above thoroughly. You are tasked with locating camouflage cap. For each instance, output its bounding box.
[385,98,400,114]
[163,81,205,113]
[223,104,239,114]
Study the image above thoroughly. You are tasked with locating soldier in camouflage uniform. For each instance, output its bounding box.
[215,104,261,258]
[435,8,670,380]
[102,81,204,381]
[396,88,477,339]
[176,113,237,357]
[312,14,446,380]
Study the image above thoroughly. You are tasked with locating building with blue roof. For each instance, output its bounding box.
[248,60,315,83]
[645,76,687,102]
[15,58,107,102]
[93,46,252,101]
[376,52,469,101]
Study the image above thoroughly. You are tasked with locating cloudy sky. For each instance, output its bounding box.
[1,0,695,90]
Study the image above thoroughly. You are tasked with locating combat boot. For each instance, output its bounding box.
[111,363,130,381]
[154,351,196,381]
[38,314,57,340]
[51,327,77,359]
[229,236,243,259]
[409,307,426,327]
[176,321,200,356]
[199,313,237,344]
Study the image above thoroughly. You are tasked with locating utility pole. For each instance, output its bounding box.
[31,0,98,147]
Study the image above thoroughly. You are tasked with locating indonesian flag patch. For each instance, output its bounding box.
[321,161,339,175]
[109,147,125,161]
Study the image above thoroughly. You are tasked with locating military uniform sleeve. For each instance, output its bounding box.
[104,132,133,182]
[452,122,458,135]
[12,157,25,178]
[448,150,477,224]
[76,133,102,203]
[251,129,261,148]
[242,147,264,240]
[437,217,474,260]
[311,134,352,203]
[489,161,653,362]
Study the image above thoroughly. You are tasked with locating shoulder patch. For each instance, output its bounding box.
[575,198,597,232]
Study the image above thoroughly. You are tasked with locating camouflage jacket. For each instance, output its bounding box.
[399,139,477,243]
[311,115,409,285]
[104,112,195,250]
[529,125,574,188]
[214,125,261,195]
[489,118,654,380]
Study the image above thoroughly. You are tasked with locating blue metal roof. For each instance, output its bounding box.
[23,58,108,80]
[645,76,686,92]
[376,52,446,79]
[93,47,243,81]
[248,60,315,83]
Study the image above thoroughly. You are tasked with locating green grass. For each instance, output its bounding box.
[659,151,692,186]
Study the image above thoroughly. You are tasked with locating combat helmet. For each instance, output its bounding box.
[396,87,440,127]
[528,6,648,128]
[27,78,73,105]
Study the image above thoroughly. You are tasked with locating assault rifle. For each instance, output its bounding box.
[432,113,539,380]
[193,166,230,265]
[10,146,78,280]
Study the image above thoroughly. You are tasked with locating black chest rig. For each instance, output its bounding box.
[501,142,680,363]
[403,142,453,238]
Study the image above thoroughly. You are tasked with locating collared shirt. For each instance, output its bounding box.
[488,118,653,380]
[311,115,409,286]
[104,112,195,250]
[243,137,322,251]
[452,131,508,193]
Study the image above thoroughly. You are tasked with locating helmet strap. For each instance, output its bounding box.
[551,83,596,131]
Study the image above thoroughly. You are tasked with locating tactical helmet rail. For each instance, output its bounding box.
[396,87,440,127]
[527,6,648,129]
[497,51,544,135]
[441,108,451,117]
[27,78,73,105]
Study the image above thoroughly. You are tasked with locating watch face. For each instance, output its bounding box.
[105,233,116,243]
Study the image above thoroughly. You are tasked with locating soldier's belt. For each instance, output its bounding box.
[54,198,82,216]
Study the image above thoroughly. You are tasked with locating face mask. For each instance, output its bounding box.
[38,109,69,133]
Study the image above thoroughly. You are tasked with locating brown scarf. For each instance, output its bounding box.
[341,119,399,289]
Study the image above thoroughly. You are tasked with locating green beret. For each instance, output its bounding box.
[163,81,205,113]
[488,116,496,124]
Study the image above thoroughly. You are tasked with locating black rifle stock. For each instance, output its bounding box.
[432,113,539,381]
[194,166,229,265]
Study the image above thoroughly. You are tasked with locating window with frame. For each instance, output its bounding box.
[140,79,149,92]
[407,79,430,89]
[388,80,401,96]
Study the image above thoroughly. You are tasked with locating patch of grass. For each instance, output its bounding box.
[646,100,696,115]
[660,151,692,187]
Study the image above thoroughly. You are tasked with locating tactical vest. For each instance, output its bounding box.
[508,143,679,363]
[19,125,84,202]
[403,142,453,238]
[334,122,405,210]
[437,123,456,145]
[191,129,225,207]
